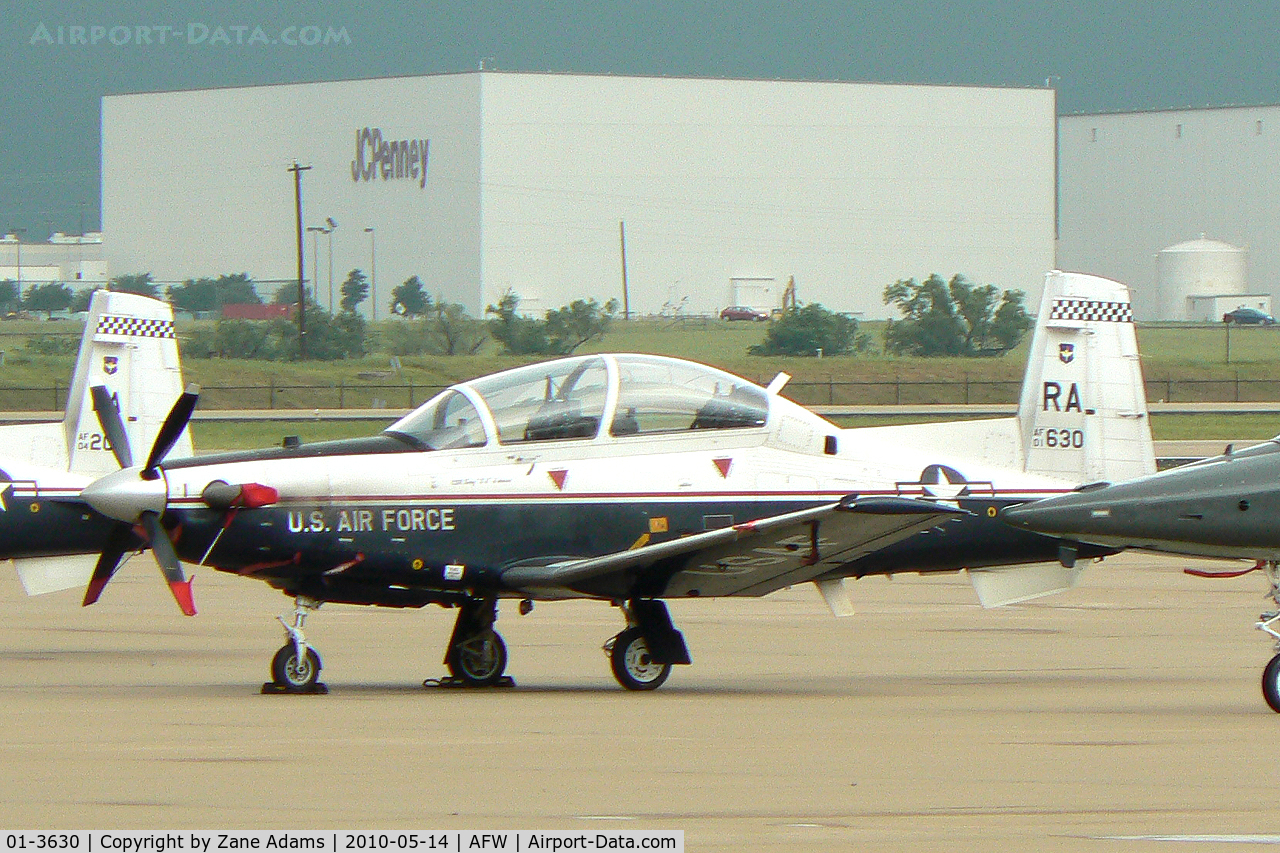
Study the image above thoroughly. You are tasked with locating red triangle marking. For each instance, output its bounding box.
[713,458,732,478]
[548,469,568,490]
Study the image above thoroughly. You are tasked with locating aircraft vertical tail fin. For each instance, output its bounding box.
[63,290,192,476]
[1016,271,1154,485]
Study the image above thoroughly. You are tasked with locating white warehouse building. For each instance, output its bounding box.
[102,71,1057,319]
[1058,105,1280,320]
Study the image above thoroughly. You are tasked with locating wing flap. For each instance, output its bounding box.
[501,496,965,597]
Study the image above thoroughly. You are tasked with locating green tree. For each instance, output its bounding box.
[431,302,487,355]
[182,301,365,361]
[748,302,868,356]
[23,282,73,318]
[380,302,488,356]
[168,273,261,313]
[304,303,367,359]
[486,292,552,355]
[883,274,1030,356]
[390,275,431,317]
[340,269,369,313]
[988,290,1034,351]
[272,282,309,305]
[544,298,619,353]
[948,275,1000,353]
[215,273,261,305]
[0,279,20,313]
[109,272,158,298]
[883,274,967,356]
[486,293,619,356]
[69,287,94,313]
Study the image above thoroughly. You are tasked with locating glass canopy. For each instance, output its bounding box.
[386,354,769,450]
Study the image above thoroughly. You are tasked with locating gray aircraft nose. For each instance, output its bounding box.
[1002,493,1114,536]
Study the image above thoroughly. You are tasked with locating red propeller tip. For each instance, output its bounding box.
[169,577,197,616]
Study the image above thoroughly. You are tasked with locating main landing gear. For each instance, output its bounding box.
[257,594,693,693]
[1257,563,1280,713]
[263,595,327,694]
[439,597,512,687]
[604,599,691,691]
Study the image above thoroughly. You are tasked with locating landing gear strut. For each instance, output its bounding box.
[1257,563,1280,712]
[442,597,510,687]
[605,599,690,691]
[263,595,326,694]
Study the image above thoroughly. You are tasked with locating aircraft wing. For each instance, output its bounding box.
[500,496,966,598]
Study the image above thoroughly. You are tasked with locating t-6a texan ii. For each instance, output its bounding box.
[1004,431,1280,712]
[68,272,1153,692]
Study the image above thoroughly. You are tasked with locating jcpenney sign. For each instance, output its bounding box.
[351,127,428,189]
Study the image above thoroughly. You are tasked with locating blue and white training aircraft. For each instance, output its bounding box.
[68,272,1155,692]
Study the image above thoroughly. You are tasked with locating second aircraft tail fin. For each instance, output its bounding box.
[62,290,193,476]
[1015,271,1155,485]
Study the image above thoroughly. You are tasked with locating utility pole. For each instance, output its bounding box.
[288,162,312,359]
[619,220,630,320]
[364,227,376,321]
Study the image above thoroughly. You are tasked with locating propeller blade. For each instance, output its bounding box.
[141,511,196,616]
[89,385,133,469]
[82,522,135,607]
[143,384,199,478]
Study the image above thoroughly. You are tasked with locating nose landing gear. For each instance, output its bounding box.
[1256,563,1280,712]
[262,595,327,694]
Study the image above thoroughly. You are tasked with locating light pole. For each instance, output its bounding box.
[306,226,329,303]
[325,217,338,313]
[7,227,26,294]
[364,227,376,320]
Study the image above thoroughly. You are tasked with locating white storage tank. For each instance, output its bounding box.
[1155,236,1247,320]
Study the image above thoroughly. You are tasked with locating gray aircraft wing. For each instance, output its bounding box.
[500,495,966,598]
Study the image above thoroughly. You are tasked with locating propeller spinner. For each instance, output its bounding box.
[79,384,199,615]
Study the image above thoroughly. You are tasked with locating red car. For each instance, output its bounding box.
[720,305,770,322]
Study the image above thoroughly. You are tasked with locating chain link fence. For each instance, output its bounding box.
[4,377,1279,411]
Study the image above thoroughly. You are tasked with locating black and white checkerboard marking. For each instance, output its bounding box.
[1048,299,1133,323]
[95,315,175,339]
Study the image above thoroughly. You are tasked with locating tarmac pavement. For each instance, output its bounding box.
[0,552,1276,851]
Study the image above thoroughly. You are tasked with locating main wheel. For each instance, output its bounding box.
[1262,655,1280,713]
[271,643,322,691]
[447,630,508,686]
[609,628,671,691]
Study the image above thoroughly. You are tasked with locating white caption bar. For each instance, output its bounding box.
[0,832,684,853]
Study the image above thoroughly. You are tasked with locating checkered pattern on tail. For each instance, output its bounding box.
[95,314,175,339]
[1048,299,1133,323]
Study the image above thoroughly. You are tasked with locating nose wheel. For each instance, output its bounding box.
[262,595,327,694]
[271,643,322,691]
[1256,563,1280,712]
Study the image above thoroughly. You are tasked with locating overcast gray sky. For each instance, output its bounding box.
[3,0,1277,236]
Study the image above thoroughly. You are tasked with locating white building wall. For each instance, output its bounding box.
[1058,107,1280,320]
[103,72,1055,320]
[103,74,482,314]
[478,74,1054,318]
